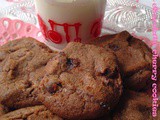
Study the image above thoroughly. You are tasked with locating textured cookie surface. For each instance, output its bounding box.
[89,31,152,90]
[0,38,56,109]
[0,105,63,120]
[0,104,8,116]
[113,91,160,120]
[38,42,122,119]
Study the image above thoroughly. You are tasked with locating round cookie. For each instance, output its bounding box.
[38,42,122,119]
[89,31,153,91]
[113,91,160,120]
[0,38,56,109]
[0,105,63,120]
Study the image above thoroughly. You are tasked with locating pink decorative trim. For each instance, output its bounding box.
[0,18,45,46]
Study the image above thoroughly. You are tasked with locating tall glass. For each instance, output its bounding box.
[35,0,106,50]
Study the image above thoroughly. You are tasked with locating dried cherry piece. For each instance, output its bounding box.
[46,82,62,94]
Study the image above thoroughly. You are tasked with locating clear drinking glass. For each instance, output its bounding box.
[35,0,106,50]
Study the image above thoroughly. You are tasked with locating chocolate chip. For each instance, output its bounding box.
[57,82,62,87]
[101,67,119,79]
[109,67,119,79]
[109,44,119,51]
[12,67,19,77]
[66,58,80,70]
[126,36,133,46]
[108,82,114,87]
[101,68,111,76]
[25,81,32,88]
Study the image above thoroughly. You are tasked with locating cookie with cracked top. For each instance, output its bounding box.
[0,105,63,120]
[38,42,122,120]
[89,31,153,91]
[0,38,56,109]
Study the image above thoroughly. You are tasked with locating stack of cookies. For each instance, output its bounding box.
[0,31,159,120]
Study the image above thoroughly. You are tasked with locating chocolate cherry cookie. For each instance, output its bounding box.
[89,31,153,91]
[38,42,122,120]
[0,38,56,109]
[0,105,63,120]
[113,91,160,120]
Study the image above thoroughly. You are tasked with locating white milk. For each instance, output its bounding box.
[35,0,106,50]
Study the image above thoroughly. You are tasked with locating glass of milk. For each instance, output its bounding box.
[35,0,106,50]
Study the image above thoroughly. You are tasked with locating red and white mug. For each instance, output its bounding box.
[34,0,106,50]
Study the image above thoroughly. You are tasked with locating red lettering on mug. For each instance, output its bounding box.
[37,14,82,44]
[37,14,48,39]
[48,20,62,44]
[90,18,102,38]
